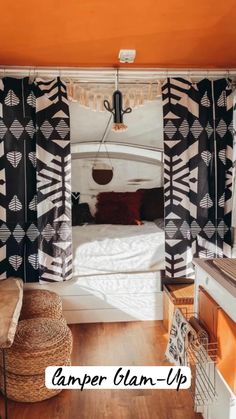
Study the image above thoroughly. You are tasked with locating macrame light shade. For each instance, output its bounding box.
[104,90,132,132]
[67,81,162,111]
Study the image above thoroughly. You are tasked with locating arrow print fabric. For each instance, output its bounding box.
[0,77,72,283]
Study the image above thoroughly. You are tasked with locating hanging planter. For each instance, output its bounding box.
[92,162,113,185]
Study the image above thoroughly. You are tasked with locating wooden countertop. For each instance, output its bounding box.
[193,259,236,298]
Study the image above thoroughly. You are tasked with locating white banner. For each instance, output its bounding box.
[45,366,191,391]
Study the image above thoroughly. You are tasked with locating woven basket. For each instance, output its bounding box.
[1,318,73,375]
[0,360,71,402]
[20,289,63,321]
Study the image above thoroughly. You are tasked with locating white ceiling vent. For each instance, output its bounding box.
[118,49,136,63]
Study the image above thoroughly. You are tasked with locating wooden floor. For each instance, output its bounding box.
[0,321,201,419]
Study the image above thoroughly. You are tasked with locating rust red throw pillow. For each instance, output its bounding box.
[95,191,143,225]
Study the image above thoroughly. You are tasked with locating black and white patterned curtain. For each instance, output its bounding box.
[162,78,233,278]
[0,77,72,283]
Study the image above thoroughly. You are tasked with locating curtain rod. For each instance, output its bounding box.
[0,66,236,81]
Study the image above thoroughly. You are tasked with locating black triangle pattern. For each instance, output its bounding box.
[0,77,72,283]
[162,78,233,279]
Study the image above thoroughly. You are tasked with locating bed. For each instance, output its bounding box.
[70,184,165,323]
[68,221,165,322]
[72,221,165,277]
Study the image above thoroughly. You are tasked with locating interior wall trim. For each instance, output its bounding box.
[72,152,162,167]
[71,143,163,164]
[71,141,163,152]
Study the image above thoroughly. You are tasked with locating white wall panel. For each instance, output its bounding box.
[72,157,163,215]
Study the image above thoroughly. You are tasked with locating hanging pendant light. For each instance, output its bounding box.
[103,70,132,132]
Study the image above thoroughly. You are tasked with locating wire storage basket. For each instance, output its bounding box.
[181,308,218,409]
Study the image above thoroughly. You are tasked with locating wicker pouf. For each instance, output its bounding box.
[0,318,73,402]
[20,289,63,321]
[2,318,73,375]
[0,368,65,403]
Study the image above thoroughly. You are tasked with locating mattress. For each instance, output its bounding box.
[72,221,165,276]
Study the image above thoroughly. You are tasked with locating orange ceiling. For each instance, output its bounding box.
[1,0,236,68]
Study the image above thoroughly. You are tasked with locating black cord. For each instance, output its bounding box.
[92,114,113,168]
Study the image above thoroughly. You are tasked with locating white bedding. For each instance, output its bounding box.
[72,222,165,276]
